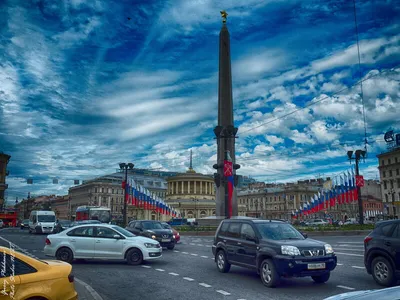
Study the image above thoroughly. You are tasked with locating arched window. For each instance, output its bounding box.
[200,210,207,218]
[212,210,216,215]
[187,210,194,218]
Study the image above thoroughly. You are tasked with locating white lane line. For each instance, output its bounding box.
[191,253,198,256]
[155,268,165,272]
[216,290,231,296]
[337,285,355,290]
[141,265,151,269]
[199,283,212,288]
[335,248,364,252]
[335,242,363,244]
[337,263,343,266]
[182,252,189,254]
[351,266,365,269]
[183,277,195,281]
[190,243,196,245]
[197,244,204,246]
[173,250,180,253]
[335,252,363,257]
[201,255,209,258]
[337,244,364,247]
[169,272,179,276]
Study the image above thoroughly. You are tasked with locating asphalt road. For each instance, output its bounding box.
[0,228,386,300]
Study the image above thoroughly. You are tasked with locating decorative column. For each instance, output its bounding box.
[182,181,184,194]
[194,181,197,194]
[200,181,203,194]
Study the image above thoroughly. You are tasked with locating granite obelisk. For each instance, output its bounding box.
[213,11,240,218]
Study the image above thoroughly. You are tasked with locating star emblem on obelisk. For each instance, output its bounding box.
[220,10,228,23]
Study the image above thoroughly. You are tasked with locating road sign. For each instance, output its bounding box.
[355,175,364,187]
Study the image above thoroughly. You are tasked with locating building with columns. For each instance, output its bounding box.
[165,157,217,218]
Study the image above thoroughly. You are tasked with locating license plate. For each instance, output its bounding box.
[308,263,326,270]
[162,239,170,242]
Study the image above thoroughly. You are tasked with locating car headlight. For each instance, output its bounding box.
[324,244,334,254]
[151,235,156,239]
[177,232,180,236]
[281,245,301,256]
[144,243,159,248]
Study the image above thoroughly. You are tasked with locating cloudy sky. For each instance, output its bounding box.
[1,0,399,202]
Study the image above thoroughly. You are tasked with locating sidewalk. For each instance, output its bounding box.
[75,278,104,300]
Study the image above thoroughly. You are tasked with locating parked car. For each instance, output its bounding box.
[364,219,400,286]
[306,219,329,226]
[1,246,77,300]
[161,222,180,243]
[0,219,3,229]
[20,219,29,229]
[44,224,162,265]
[53,219,74,233]
[212,218,337,287]
[324,286,400,300]
[126,220,176,249]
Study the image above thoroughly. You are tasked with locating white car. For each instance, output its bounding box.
[306,219,329,226]
[44,224,162,265]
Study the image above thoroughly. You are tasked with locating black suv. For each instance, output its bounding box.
[212,218,337,287]
[126,220,176,250]
[364,219,400,286]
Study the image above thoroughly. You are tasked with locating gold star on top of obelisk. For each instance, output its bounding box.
[220,10,228,23]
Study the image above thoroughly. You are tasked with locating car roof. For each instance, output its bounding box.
[222,218,285,224]
[375,219,400,226]
[71,223,114,228]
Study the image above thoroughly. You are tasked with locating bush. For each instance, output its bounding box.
[295,224,374,231]
[173,225,218,232]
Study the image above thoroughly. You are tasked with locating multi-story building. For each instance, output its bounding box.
[51,195,71,220]
[68,171,170,221]
[0,152,11,211]
[377,147,400,218]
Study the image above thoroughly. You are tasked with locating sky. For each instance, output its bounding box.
[1,0,399,202]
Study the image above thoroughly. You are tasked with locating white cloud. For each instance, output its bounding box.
[265,135,284,145]
[308,120,339,143]
[254,144,274,153]
[290,130,315,145]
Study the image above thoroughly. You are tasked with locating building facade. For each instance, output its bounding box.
[377,148,400,218]
[68,171,170,221]
[0,152,11,211]
[165,165,217,218]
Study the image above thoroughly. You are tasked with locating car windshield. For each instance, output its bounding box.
[256,223,304,240]
[161,223,171,229]
[142,221,163,229]
[38,215,56,222]
[112,226,135,237]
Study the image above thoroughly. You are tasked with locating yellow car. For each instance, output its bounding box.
[0,246,77,300]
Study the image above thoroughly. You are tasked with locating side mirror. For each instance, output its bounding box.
[302,232,308,239]
[113,234,122,239]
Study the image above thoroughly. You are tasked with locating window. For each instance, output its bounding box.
[390,180,394,189]
[388,158,391,164]
[96,227,119,239]
[384,181,387,189]
[383,171,386,178]
[0,253,37,278]
[396,157,398,163]
[95,188,97,193]
[240,224,256,240]
[227,223,241,238]
[397,169,399,176]
[219,222,229,234]
[255,223,304,240]
[382,159,385,166]
[112,189,114,194]
[379,223,394,237]
[134,222,142,229]
[67,226,94,237]
[385,194,389,202]
[389,170,393,177]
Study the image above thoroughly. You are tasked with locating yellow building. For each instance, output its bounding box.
[0,153,11,211]
[165,154,216,219]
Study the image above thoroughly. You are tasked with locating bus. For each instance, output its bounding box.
[76,206,111,223]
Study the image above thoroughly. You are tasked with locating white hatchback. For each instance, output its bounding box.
[44,224,162,265]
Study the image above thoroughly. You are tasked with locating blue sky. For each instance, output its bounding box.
[1,0,399,202]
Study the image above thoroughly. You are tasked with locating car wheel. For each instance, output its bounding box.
[167,243,175,250]
[260,259,280,288]
[312,272,330,283]
[126,248,143,265]
[216,250,231,273]
[56,247,74,263]
[372,256,395,287]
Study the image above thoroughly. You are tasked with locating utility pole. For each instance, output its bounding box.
[119,163,134,227]
[347,150,366,225]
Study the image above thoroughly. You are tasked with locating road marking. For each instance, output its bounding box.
[337,285,355,290]
[183,277,195,281]
[337,263,343,266]
[155,268,165,272]
[169,272,179,276]
[351,266,365,269]
[337,244,364,247]
[190,243,196,245]
[197,244,204,246]
[75,278,104,300]
[201,256,209,258]
[335,252,363,257]
[335,242,362,244]
[199,283,212,288]
[335,248,364,252]
[173,250,180,253]
[182,252,189,254]
[141,265,151,269]
[191,253,198,256]
[216,290,231,296]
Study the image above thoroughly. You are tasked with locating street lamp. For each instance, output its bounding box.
[347,149,366,225]
[190,197,199,219]
[119,162,134,226]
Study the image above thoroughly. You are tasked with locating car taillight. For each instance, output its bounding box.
[68,273,74,283]
[45,238,51,245]
[364,236,372,244]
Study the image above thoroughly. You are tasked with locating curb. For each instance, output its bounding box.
[75,278,104,300]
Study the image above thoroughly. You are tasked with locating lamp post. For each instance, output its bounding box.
[347,149,366,225]
[119,162,134,227]
[191,197,199,219]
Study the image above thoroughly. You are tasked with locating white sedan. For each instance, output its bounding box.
[44,224,162,265]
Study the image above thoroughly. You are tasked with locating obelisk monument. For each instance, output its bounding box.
[213,11,240,218]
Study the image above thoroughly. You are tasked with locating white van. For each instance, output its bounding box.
[29,210,56,234]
